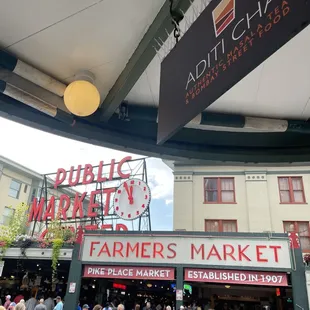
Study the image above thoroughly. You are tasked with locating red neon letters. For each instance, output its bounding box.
[28,156,132,223]
[54,157,131,189]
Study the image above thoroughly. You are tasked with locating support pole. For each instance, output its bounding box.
[176,266,184,310]
[64,228,83,310]
[289,233,309,310]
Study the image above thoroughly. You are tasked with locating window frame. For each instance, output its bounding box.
[278,176,306,204]
[205,219,238,232]
[8,179,22,199]
[203,177,236,204]
[1,206,15,226]
[283,221,310,252]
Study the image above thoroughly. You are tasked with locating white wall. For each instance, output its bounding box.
[173,165,310,234]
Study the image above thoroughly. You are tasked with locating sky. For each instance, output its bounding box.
[0,117,174,231]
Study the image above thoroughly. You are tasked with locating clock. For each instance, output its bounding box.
[113,178,151,220]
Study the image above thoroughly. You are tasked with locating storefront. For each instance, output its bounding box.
[64,231,309,310]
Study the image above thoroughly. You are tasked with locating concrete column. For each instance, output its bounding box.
[289,233,309,310]
[64,229,83,310]
[176,266,184,310]
[245,172,272,232]
[173,174,193,231]
[305,270,310,309]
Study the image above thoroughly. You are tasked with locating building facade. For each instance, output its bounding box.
[0,155,42,226]
[171,162,310,252]
[0,155,87,233]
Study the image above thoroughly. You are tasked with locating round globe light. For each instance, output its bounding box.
[64,80,100,117]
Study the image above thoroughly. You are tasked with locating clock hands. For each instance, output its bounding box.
[124,182,134,205]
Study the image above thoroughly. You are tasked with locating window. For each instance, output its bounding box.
[8,180,21,199]
[283,221,310,250]
[205,220,237,232]
[24,184,28,193]
[1,207,15,226]
[30,188,37,202]
[204,177,235,203]
[278,177,305,203]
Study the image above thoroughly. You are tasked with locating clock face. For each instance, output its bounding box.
[113,178,151,220]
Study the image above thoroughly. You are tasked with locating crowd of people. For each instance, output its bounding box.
[0,293,63,310]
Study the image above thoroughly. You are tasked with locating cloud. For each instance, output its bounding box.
[146,158,173,204]
[0,117,174,230]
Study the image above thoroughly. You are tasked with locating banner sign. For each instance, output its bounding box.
[185,268,288,286]
[157,0,310,144]
[84,265,175,280]
[81,234,291,269]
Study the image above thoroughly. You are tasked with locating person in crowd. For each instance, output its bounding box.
[82,305,89,310]
[4,296,11,310]
[43,294,53,310]
[34,299,46,310]
[93,305,102,310]
[19,302,25,306]
[0,306,5,310]
[14,294,24,305]
[77,303,81,310]
[53,297,63,310]
[15,303,26,310]
[117,305,124,310]
[166,306,171,310]
[103,303,112,310]
[26,293,37,310]
[8,302,16,310]
[143,303,151,310]
[135,304,140,310]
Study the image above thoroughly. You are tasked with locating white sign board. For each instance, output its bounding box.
[81,234,291,269]
[0,261,4,277]
[176,289,183,301]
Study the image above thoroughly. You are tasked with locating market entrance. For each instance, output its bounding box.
[183,269,292,310]
[80,265,176,309]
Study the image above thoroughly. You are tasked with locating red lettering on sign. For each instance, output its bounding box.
[82,164,95,184]
[223,244,236,261]
[191,244,204,260]
[42,196,55,221]
[72,192,86,219]
[167,243,177,258]
[256,245,268,262]
[97,161,107,182]
[59,194,71,220]
[153,242,164,258]
[98,242,111,257]
[126,242,139,257]
[141,242,151,258]
[54,168,66,189]
[207,245,222,260]
[238,245,251,261]
[103,188,115,216]
[113,242,124,257]
[270,245,281,262]
[109,159,116,181]
[87,190,101,217]
[117,156,132,179]
[68,165,81,186]
[115,224,128,231]
[28,197,44,222]
[90,241,100,256]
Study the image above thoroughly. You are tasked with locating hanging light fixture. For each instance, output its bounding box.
[64,71,100,117]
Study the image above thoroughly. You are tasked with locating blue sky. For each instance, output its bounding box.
[0,117,173,231]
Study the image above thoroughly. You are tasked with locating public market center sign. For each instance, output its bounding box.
[157,0,310,144]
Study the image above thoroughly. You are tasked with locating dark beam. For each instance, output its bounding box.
[100,0,192,122]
